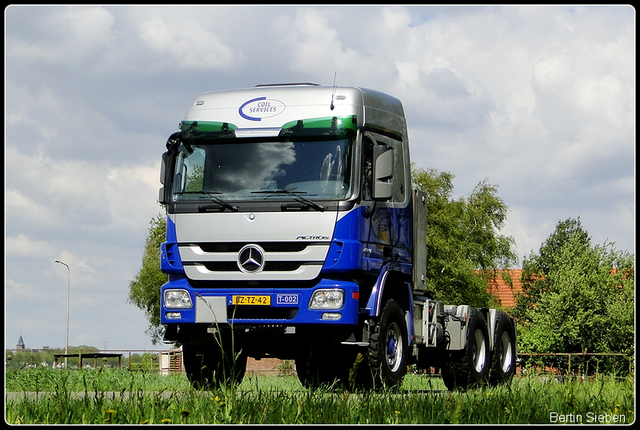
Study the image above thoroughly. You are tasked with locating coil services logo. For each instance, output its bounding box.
[239,97,286,121]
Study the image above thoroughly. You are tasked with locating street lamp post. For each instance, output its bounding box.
[55,259,70,367]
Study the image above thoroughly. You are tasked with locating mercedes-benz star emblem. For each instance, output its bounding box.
[237,244,265,273]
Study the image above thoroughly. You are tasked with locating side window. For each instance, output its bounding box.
[184,148,206,192]
[362,132,405,203]
[174,147,205,194]
[361,134,374,201]
[388,136,405,202]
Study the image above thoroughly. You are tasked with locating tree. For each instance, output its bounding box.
[128,214,167,345]
[513,218,634,374]
[512,218,591,318]
[412,166,518,308]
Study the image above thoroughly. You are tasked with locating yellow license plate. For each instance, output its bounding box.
[232,295,271,306]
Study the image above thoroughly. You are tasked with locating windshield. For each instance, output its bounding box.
[171,137,353,203]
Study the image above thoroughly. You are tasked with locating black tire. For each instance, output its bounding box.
[489,313,516,385]
[368,299,408,389]
[182,339,247,389]
[442,310,490,390]
[295,342,370,390]
[295,343,342,389]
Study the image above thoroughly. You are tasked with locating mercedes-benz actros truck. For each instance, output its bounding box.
[158,83,516,390]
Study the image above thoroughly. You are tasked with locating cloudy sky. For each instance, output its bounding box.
[5,5,635,352]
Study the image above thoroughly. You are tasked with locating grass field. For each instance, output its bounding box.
[5,368,635,424]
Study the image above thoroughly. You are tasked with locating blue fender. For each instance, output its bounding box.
[366,268,390,318]
[365,264,415,345]
[365,265,413,316]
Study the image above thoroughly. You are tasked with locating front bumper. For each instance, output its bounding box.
[160,277,360,327]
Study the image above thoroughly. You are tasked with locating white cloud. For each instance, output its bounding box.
[6,6,115,65]
[5,87,61,138]
[382,6,412,29]
[52,250,99,281]
[137,13,244,70]
[577,75,634,140]
[5,145,160,245]
[5,147,107,223]
[53,7,115,50]
[5,234,56,259]
[5,188,64,230]
[104,161,163,232]
[284,8,368,75]
[6,277,50,300]
[532,54,575,92]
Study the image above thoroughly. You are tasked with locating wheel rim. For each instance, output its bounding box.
[472,329,487,373]
[499,331,513,373]
[386,322,404,373]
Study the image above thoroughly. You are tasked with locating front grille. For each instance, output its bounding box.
[202,261,304,272]
[202,262,238,272]
[180,241,330,282]
[198,242,309,253]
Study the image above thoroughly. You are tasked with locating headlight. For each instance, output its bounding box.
[309,289,345,310]
[164,289,193,309]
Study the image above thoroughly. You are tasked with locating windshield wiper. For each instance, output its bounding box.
[252,189,325,212]
[179,191,239,212]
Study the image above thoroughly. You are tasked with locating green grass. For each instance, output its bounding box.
[5,368,635,424]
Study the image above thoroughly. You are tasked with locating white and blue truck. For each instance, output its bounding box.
[158,83,516,390]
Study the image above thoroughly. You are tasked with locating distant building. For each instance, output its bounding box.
[16,335,26,350]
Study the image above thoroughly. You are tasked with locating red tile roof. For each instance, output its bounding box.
[486,269,523,309]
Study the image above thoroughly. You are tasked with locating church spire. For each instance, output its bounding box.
[17,335,26,350]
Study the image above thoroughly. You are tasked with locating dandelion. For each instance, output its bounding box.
[394,411,401,415]
[161,419,171,424]
[140,420,149,424]
[105,409,117,423]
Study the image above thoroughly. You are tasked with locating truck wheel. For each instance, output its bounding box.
[442,310,490,390]
[368,299,408,389]
[295,344,334,389]
[489,313,516,385]
[295,343,349,389]
[182,341,246,389]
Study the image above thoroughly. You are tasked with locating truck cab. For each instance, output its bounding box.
[158,84,515,390]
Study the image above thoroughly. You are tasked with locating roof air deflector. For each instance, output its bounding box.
[255,83,320,87]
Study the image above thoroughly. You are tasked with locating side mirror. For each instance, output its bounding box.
[372,145,394,201]
[159,152,169,205]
